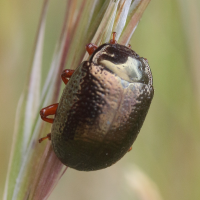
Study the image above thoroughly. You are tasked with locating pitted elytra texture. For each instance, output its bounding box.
[50,43,154,171]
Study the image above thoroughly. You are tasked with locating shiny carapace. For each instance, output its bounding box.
[39,33,154,171]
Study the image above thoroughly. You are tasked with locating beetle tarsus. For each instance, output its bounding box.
[110,32,117,44]
[61,69,75,84]
[128,146,132,152]
[39,133,51,143]
[40,103,59,123]
[86,43,98,55]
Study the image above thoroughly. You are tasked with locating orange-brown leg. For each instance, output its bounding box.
[40,103,58,124]
[128,146,132,152]
[128,44,131,48]
[86,43,98,55]
[110,32,117,44]
[38,133,51,143]
[61,69,75,85]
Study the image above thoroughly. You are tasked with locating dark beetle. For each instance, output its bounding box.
[39,33,154,171]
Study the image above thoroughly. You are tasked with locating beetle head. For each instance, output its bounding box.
[89,43,152,86]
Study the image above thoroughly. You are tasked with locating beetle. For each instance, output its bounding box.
[39,32,154,171]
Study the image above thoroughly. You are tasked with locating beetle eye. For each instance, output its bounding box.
[90,44,150,85]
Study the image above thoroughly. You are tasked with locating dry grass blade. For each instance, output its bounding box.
[112,0,132,40]
[64,0,100,71]
[29,142,67,200]
[3,1,49,200]
[91,0,120,45]
[119,0,151,45]
[22,0,49,154]
[82,0,120,61]
[3,94,25,200]
[41,0,75,104]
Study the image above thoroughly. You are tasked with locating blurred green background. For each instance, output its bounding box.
[1,0,200,200]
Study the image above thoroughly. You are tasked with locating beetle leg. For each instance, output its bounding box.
[127,44,131,48]
[110,32,117,44]
[86,43,98,55]
[40,103,58,123]
[38,133,51,143]
[61,69,75,85]
[128,146,132,152]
